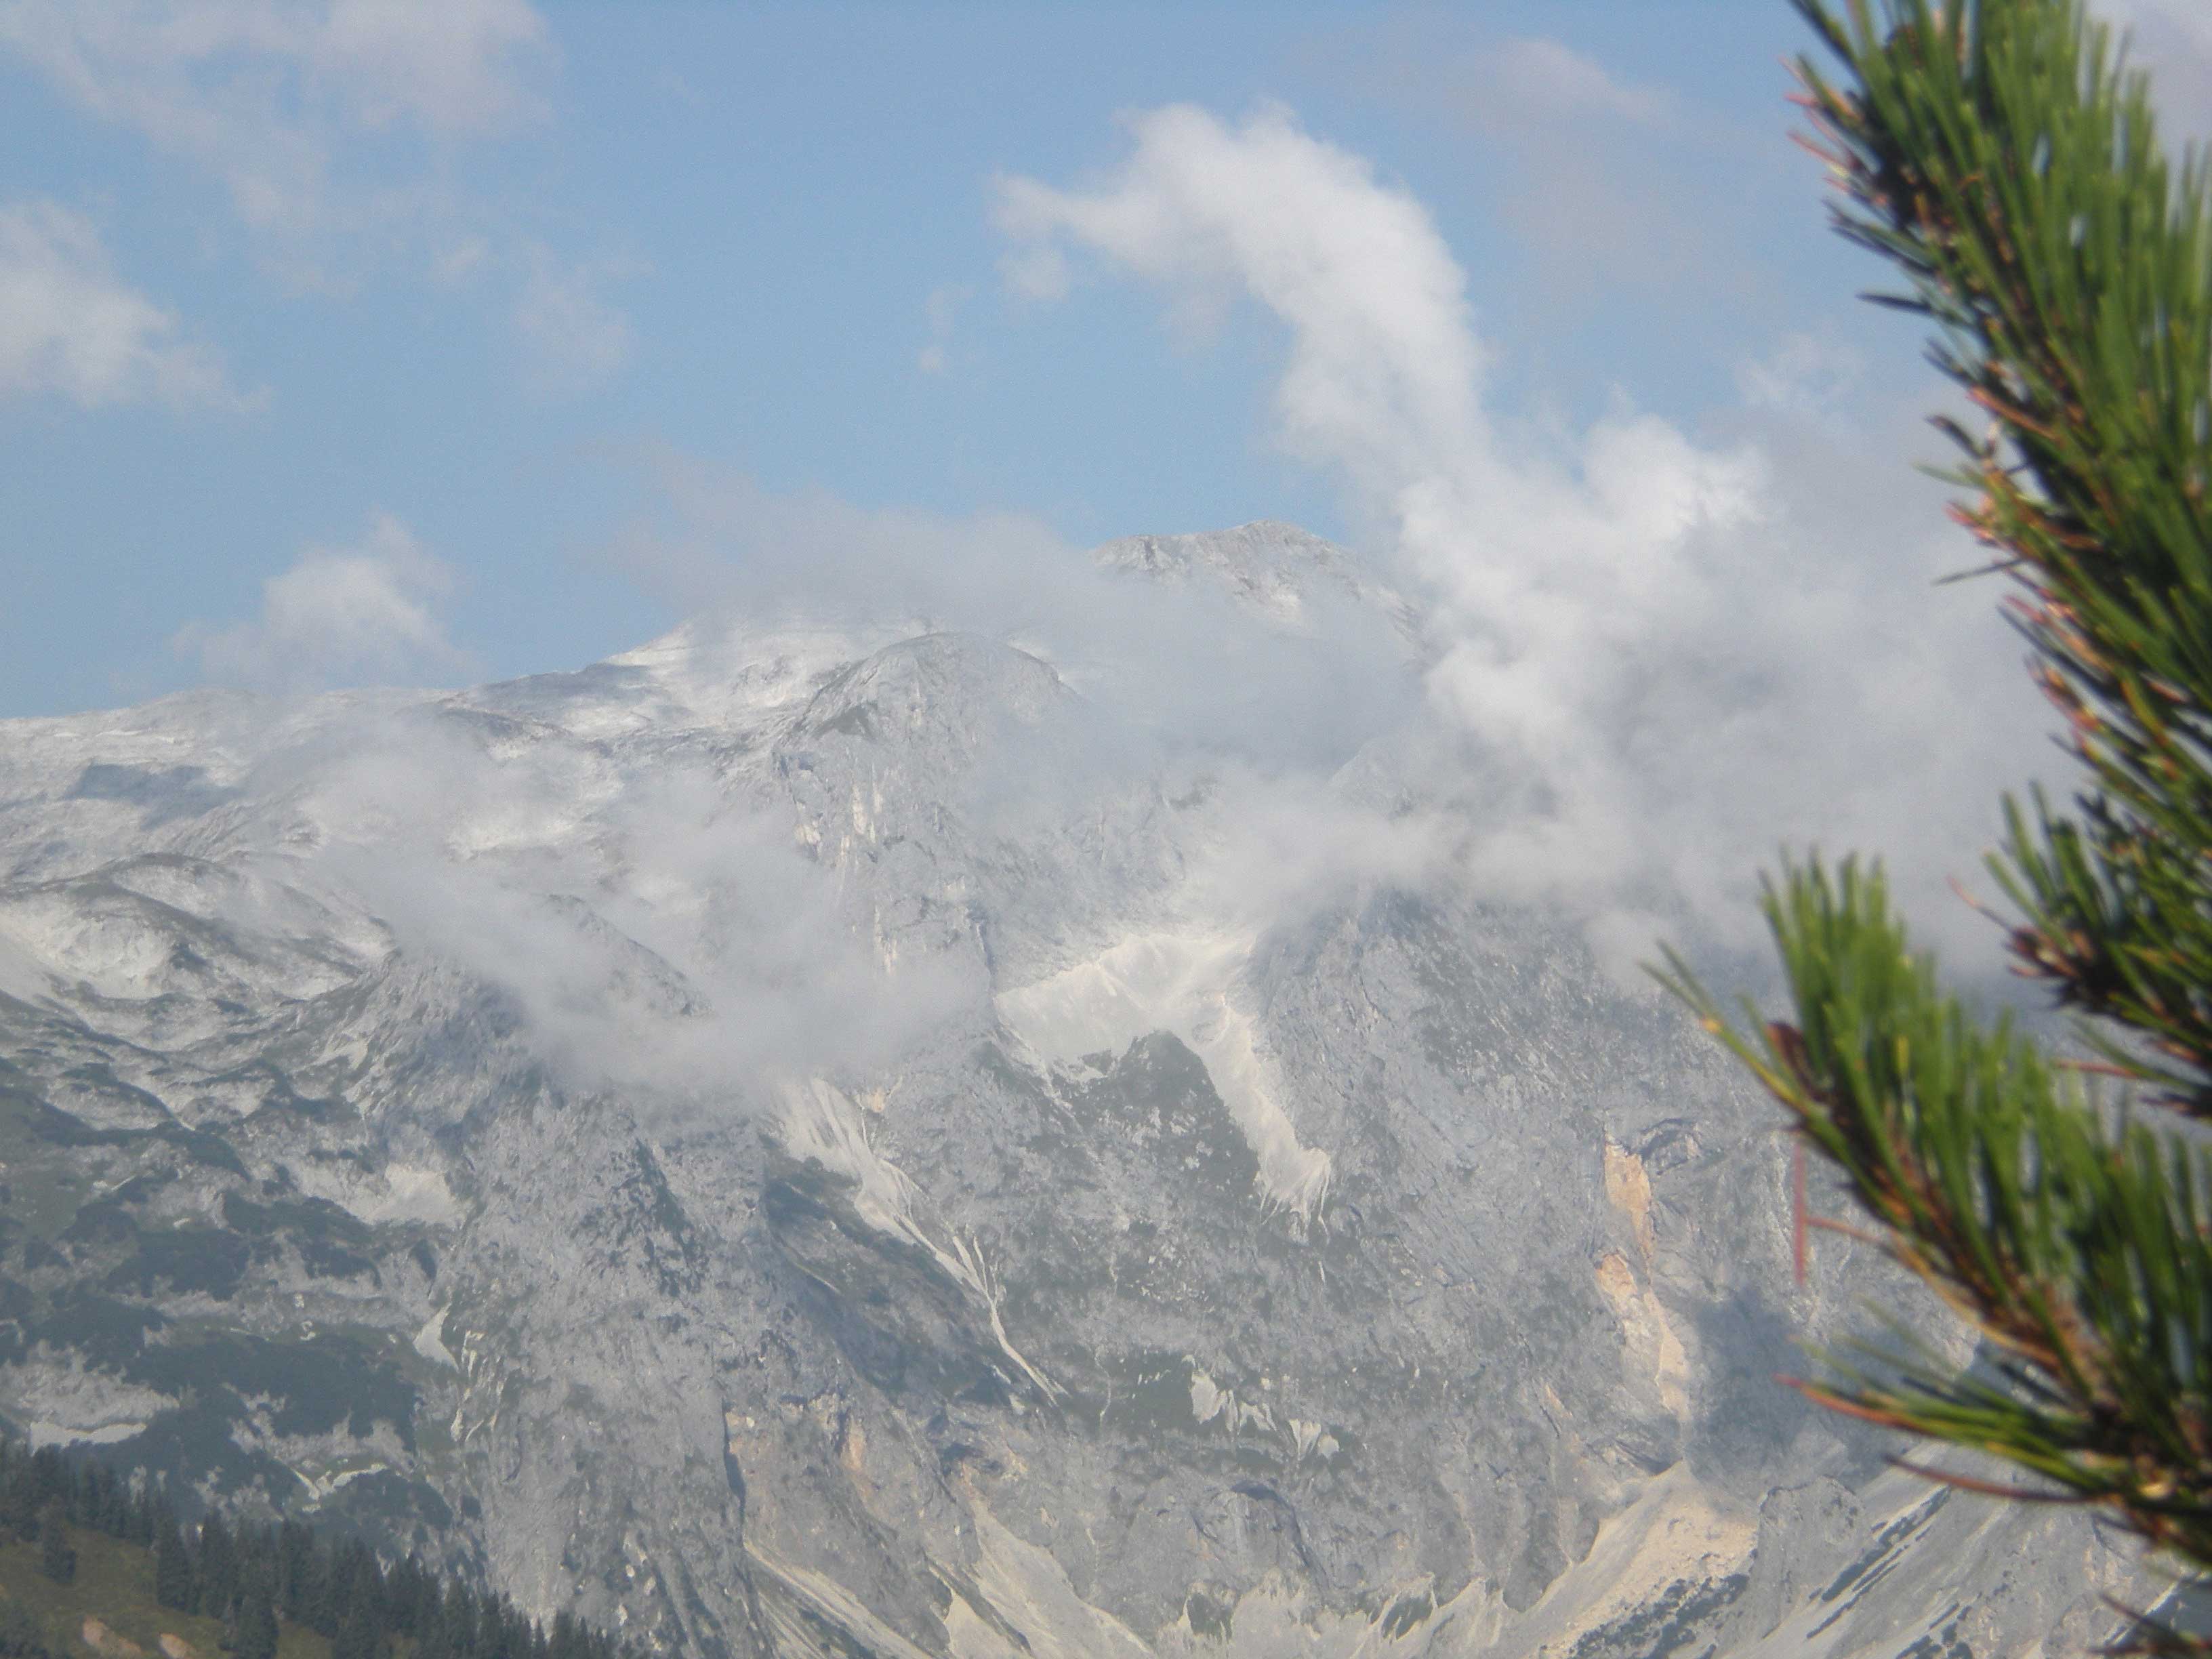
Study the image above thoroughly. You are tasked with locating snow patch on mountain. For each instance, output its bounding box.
[0,1350,180,1451]
[994,931,1333,1218]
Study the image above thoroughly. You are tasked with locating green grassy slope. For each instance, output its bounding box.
[0,1524,332,1659]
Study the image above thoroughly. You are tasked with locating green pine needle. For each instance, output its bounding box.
[1665,0,2212,1636]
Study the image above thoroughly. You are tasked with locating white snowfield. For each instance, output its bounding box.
[995,930,1334,1220]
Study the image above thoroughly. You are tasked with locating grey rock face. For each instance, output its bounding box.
[0,523,2168,1656]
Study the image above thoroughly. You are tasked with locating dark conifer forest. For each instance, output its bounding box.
[0,1443,633,1659]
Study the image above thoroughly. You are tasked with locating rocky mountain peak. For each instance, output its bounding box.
[0,525,2163,1658]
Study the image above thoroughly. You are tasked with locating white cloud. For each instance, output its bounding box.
[917,283,968,375]
[996,105,1489,497]
[0,198,243,408]
[1734,331,1864,419]
[0,0,549,247]
[997,104,2055,971]
[1000,239,1071,303]
[513,247,634,393]
[174,512,471,691]
[1481,37,1679,129]
[316,0,548,136]
[0,0,634,393]
[605,450,1420,778]
[1333,24,1764,306]
[220,699,979,1109]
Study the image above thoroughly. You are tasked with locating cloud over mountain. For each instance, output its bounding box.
[997,102,2053,975]
[173,512,471,691]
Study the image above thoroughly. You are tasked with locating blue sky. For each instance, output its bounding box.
[3,0,2207,720]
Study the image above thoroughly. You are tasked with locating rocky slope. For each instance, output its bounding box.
[0,523,2169,1655]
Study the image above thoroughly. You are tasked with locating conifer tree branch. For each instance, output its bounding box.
[1788,0,2212,1113]
[1662,1,2212,1639]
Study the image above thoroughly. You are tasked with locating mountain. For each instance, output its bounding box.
[0,523,2168,1656]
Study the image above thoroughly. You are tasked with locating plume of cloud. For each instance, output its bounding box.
[996,102,2055,972]
[997,104,1489,497]
[173,512,472,692]
[0,198,245,408]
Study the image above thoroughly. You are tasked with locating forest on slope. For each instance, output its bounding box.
[0,1445,632,1659]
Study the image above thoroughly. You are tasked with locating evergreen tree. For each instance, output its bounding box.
[333,1596,384,1659]
[1660,0,2212,1643]
[331,1548,388,1659]
[154,1511,194,1612]
[0,1438,628,1659]
[127,1485,156,1549]
[306,1542,355,1639]
[234,1580,280,1659]
[96,1470,125,1538]
[429,1577,476,1659]
[478,1598,513,1659]
[194,1513,238,1621]
[348,1547,386,1635]
[0,1450,37,1544]
[0,1603,56,1659]
[386,1554,432,1638]
[37,1504,73,1587]
[276,1521,317,1624]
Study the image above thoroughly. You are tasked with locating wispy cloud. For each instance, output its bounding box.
[0,0,636,392]
[600,449,1418,780]
[173,512,471,691]
[1324,21,1771,308]
[514,245,635,394]
[917,283,968,375]
[0,0,548,249]
[1475,37,1680,130]
[312,0,550,136]
[1734,331,1864,420]
[299,741,964,1102]
[0,198,247,409]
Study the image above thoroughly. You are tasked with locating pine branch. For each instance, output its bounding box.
[1655,861,2212,1568]
[1789,0,2212,1114]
